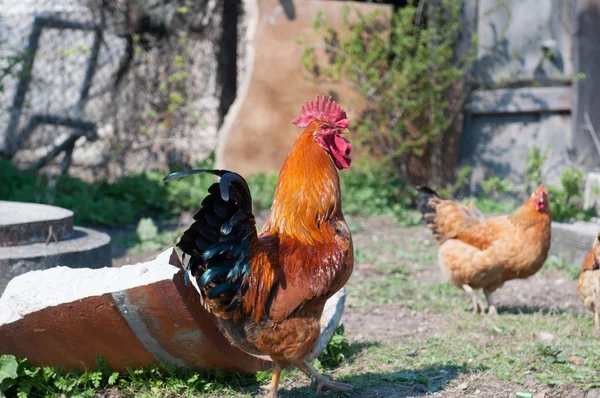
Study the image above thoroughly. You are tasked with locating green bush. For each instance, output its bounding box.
[303,1,474,184]
[1,157,417,226]
[0,158,215,226]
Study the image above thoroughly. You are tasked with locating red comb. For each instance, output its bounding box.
[292,95,349,128]
[534,183,548,195]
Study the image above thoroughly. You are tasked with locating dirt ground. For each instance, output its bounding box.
[106,215,597,398]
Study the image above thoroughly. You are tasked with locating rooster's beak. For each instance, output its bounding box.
[340,128,350,135]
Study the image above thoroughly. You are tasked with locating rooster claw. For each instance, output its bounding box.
[314,378,354,395]
[488,305,498,317]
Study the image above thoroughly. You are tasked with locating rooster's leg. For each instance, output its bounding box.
[463,285,485,314]
[263,365,281,398]
[594,313,600,337]
[296,361,353,394]
[484,290,498,316]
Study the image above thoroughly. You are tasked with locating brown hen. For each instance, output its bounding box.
[417,184,551,315]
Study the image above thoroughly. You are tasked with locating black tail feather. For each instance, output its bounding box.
[416,186,442,216]
[415,186,443,236]
[164,169,258,315]
[163,169,227,182]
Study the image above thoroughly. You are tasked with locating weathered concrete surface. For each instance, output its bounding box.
[0,201,73,246]
[462,109,572,192]
[572,0,600,172]
[474,0,573,84]
[584,172,600,211]
[0,249,346,373]
[0,226,111,294]
[461,0,582,192]
[550,222,598,266]
[215,0,392,175]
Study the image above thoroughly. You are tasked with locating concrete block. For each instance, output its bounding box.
[0,201,73,246]
[550,221,599,265]
[0,249,345,374]
[0,226,111,295]
[584,172,600,211]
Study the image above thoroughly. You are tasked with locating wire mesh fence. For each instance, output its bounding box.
[0,0,237,179]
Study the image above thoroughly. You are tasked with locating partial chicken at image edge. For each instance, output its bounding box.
[578,232,600,337]
[163,95,354,397]
[417,184,552,316]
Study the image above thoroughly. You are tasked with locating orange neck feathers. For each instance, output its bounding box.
[263,124,342,244]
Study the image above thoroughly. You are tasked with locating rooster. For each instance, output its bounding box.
[164,96,354,397]
[417,184,551,315]
[578,232,600,336]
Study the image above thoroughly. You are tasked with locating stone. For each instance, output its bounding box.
[0,226,111,295]
[569,356,585,366]
[0,201,73,246]
[0,249,346,373]
[536,331,555,342]
[584,172,600,211]
[550,221,598,266]
[215,0,392,175]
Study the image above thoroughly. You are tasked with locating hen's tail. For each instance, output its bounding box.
[416,186,483,244]
[416,187,445,241]
[583,232,600,272]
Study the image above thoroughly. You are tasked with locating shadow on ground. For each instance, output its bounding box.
[285,364,485,398]
[497,305,575,315]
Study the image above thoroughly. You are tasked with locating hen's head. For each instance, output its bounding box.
[529,184,549,213]
[292,95,352,170]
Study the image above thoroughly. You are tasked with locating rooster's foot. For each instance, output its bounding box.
[594,313,600,337]
[314,377,354,395]
[488,305,498,317]
[262,365,281,398]
[296,361,354,395]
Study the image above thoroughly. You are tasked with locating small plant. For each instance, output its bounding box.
[0,354,266,397]
[132,218,178,253]
[481,176,514,199]
[543,255,581,280]
[525,145,550,190]
[316,324,350,369]
[547,168,594,222]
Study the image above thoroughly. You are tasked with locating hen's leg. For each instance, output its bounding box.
[484,289,497,316]
[463,285,485,314]
[594,313,600,337]
[296,361,353,394]
[263,365,282,398]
